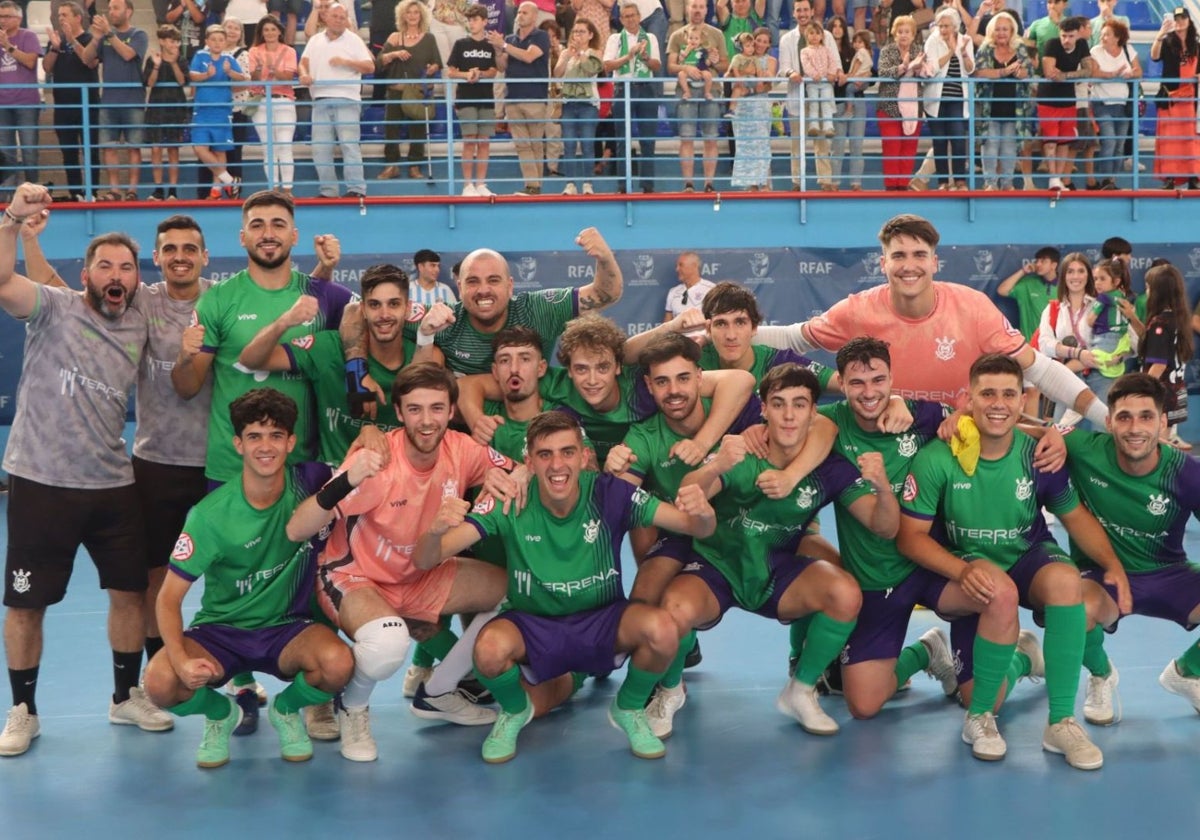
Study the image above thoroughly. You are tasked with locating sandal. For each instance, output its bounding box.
[123,190,138,201]
[98,189,122,202]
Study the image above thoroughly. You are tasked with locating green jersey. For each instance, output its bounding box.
[434,288,578,375]
[541,367,657,461]
[168,463,331,628]
[902,434,1078,571]
[1064,429,1200,573]
[695,452,872,610]
[482,397,596,464]
[194,269,354,482]
[287,331,412,464]
[466,471,659,616]
[699,343,834,390]
[1005,274,1057,342]
[820,399,946,590]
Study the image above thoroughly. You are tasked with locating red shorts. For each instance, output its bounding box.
[1038,104,1077,143]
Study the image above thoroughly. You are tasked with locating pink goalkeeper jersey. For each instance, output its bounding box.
[320,429,512,586]
[806,282,1026,407]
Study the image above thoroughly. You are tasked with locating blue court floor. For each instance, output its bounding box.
[3,438,1200,838]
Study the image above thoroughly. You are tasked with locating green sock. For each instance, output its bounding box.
[1043,603,1086,724]
[170,686,233,721]
[476,665,528,714]
[570,672,588,697]
[1176,638,1200,677]
[661,631,695,689]
[616,665,663,711]
[420,626,460,663]
[893,640,931,687]
[411,643,436,669]
[273,672,333,715]
[231,672,256,688]
[789,614,813,660]
[1082,625,1112,677]
[794,613,856,687]
[999,650,1032,703]
[967,636,1018,716]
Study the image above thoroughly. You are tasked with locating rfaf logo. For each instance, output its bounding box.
[972,249,994,276]
[747,252,773,283]
[629,254,658,286]
[859,250,884,285]
[514,256,539,287]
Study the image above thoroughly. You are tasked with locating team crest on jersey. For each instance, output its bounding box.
[1015,477,1033,501]
[896,433,918,458]
[795,486,817,510]
[172,533,195,562]
[583,518,600,544]
[441,479,459,499]
[472,497,495,515]
[934,336,957,361]
[407,302,427,323]
[289,335,314,350]
[632,487,651,507]
[838,644,850,665]
[1147,493,1170,515]
[11,568,30,595]
[487,447,508,467]
[902,474,918,502]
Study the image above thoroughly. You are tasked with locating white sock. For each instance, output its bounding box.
[425,610,498,696]
[340,668,375,710]
[218,172,234,185]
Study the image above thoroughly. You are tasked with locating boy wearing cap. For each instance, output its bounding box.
[411,248,457,309]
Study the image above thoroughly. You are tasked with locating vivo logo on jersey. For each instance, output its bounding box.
[238,313,258,321]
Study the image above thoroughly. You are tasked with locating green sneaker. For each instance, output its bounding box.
[268,701,313,762]
[608,699,666,760]
[196,698,242,769]
[481,696,533,764]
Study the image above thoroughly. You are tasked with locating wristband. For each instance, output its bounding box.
[416,329,435,347]
[3,207,29,225]
[315,471,354,511]
[344,357,373,419]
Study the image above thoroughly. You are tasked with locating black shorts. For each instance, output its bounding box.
[133,456,207,570]
[5,475,147,608]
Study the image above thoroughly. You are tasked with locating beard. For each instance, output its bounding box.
[86,281,136,320]
[247,243,292,270]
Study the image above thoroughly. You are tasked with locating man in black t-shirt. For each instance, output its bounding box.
[43,2,101,201]
[1037,16,1092,190]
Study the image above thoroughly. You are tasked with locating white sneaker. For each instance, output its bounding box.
[1083,665,1121,726]
[962,711,1006,760]
[1042,717,1103,770]
[562,183,578,195]
[1016,629,1045,683]
[225,680,267,705]
[1048,177,1065,190]
[411,683,498,726]
[776,678,839,735]
[402,665,433,699]
[919,627,959,697]
[462,183,479,196]
[645,682,687,739]
[109,686,174,731]
[305,700,340,741]
[1159,660,1200,713]
[0,703,39,756]
[581,182,594,195]
[475,183,495,197]
[338,706,378,762]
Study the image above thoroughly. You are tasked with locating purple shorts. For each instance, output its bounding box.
[971,542,1072,610]
[185,621,312,685]
[500,601,631,685]
[678,549,815,629]
[644,533,693,564]
[842,567,950,665]
[1082,564,1200,631]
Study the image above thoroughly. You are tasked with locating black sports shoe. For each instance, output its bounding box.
[684,638,703,669]
[148,187,165,201]
[456,677,494,705]
[815,662,844,696]
[232,689,259,736]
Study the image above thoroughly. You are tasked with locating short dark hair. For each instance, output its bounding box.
[638,332,702,370]
[413,248,440,265]
[760,362,821,403]
[85,232,139,268]
[1107,372,1167,412]
[392,362,459,407]
[157,24,181,40]
[702,281,761,326]
[526,410,583,450]
[1034,246,1061,263]
[241,189,294,218]
[360,263,410,299]
[492,325,545,357]
[1059,15,1088,32]
[969,353,1023,388]
[156,215,205,250]
[1101,236,1132,258]
[230,388,298,436]
[464,3,487,18]
[835,336,891,375]
[878,214,940,249]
